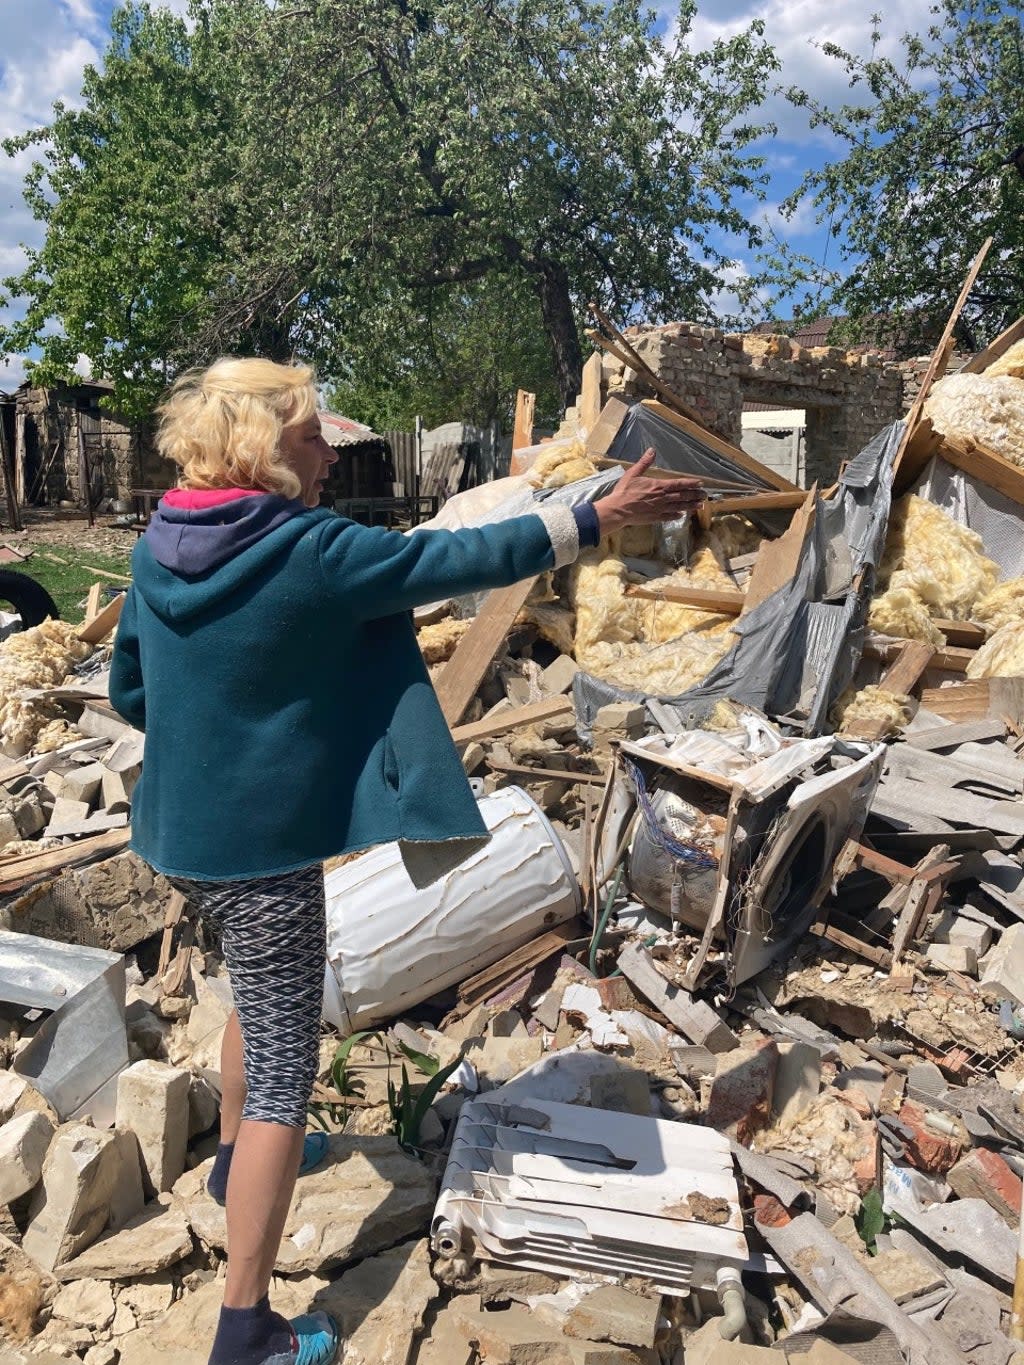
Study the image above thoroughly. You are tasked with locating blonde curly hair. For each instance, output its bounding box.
[157,357,318,500]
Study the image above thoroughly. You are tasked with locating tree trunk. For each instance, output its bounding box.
[534,260,583,409]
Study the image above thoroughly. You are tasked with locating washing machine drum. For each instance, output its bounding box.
[626,781,726,933]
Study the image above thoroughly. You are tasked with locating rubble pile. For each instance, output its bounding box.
[7,306,1024,1362]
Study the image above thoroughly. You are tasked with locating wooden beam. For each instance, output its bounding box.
[710,491,807,514]
[812,921,892,969]
[894,237,994,482]
[83,582,104,626]
[434,576,541,727]
[640,400,800,492]
[586,397,632,459]
[880,640,936,697]
[487,759,606,786]
[919,677,1024,725]
[928,432,1024,510]
[76,591,125,645]
[512,390,535,452]
[625,583,744,614]
[457,923,581,1005]
[863,636,973,674]
[450,695,575,745]
[934,620,987,648]
[741,488,817,615]
[961,313,1024,374]
[0,828,131,894]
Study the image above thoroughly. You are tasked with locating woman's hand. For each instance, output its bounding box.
[593,448,705,536]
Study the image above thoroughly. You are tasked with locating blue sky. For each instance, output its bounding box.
[0,0,945,391]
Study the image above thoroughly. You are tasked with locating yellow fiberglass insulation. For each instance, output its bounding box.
[879,494,999,620]
[832,686,914,738]
[520,603,576,656]
[924,373,1024,467]
[581,628,734,697]
[984,338,1024,380]
[706,514,763,563]
[0,621,93,755]
[972,577,1024,635]
[570,552,645,656]
[417,617,472,665]
[33,719,83,754]
[636,548,737,646]
[529,439,598,489]
[966,621,1024,679]
[868,587,947,648]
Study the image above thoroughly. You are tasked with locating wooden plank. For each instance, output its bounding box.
[579,352,603,434]
[741,488,817,615]
[0,828,131,893]
[919,678,1024,725]
[961,313,1024,374]
[83,583,104,626]
[618,941,738,1053]
[512,390,536,452]
[880,640,936,697]
[641,399,800,492]
[434,577,540,727]
[76,592,125,645]
[82,565,132,584]
[934,620,987,648]
[487,760,606,786]
[586,397,632,460]
[625,583,744,614]
[709,491,807,514]
[451,696,574,745]
[845,640,936,743]
[894,237,994,483]
[457,923,580,1005]
[864,636,973,675]
[812,921,892,969]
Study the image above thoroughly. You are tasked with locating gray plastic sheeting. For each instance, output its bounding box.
[573,421,903,739]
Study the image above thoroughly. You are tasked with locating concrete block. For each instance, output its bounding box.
[772,1041,821,1124]
[52,1278,116,1330]
[946,917,992,958]
[0,1110,54,1204]
[706,1039,779,1144]
[115,1061,190,1195]
[925,942,977,975]
[23,1124,124,1271]
[593,702,646,735]
[100,767,133,810]
[980,923,1024,1005]
[59,763,106,808]
[564,1284,661,1348]
[539,654,579,696]
[46,797,90,835]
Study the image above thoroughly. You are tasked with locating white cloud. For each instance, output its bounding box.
[681,0,941,143]
[0,354,27,392]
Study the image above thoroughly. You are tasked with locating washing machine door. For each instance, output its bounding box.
[626,775,729,934]
[729,746,884,985]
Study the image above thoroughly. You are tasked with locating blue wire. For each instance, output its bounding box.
[622,754,717,870]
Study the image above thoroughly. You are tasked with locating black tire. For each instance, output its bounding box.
[0,570,60,627]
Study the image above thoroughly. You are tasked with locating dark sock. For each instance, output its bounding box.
[208,1296,294,1364]
[207,1141,235,1204]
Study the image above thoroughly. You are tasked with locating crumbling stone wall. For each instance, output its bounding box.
[599,322,907,486]
[13,385,149,505]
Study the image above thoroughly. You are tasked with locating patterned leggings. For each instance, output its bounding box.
[172,865,326,1127]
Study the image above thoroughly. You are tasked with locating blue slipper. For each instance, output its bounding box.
[266,1311,340,1365]
[298,1130,330,1177]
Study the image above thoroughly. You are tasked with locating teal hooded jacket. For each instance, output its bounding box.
[109,492,583,881]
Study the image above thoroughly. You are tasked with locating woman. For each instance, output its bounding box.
[110,356,704,1365]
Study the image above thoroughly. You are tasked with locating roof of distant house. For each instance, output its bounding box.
[317,409,385,448]
[749,315,899,360]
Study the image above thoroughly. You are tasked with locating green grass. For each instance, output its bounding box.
[4,543,133,623]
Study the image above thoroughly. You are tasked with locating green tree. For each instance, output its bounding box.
[781,1,1024,352]
[2,0,781,421]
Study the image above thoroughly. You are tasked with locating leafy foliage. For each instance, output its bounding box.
[1,0,781,419]
[780,1,1024,351]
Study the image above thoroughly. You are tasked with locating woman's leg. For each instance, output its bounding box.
[214,865,326,1313]
[219,1010,246,1146]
